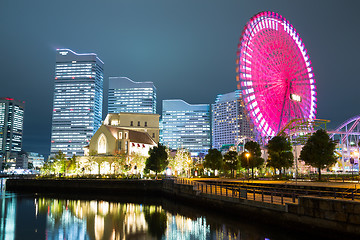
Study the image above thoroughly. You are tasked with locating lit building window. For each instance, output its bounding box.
[98,134,106,154]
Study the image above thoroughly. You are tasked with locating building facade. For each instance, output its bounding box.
[85,125,157,157]
[108,77,156,114]
[161,99,211,157]
[50,49,104,157]
[27,152,45,169]
[104,112,160,143]
[0,97,25,160]
[212,90,254,150]
[15,151,28,169]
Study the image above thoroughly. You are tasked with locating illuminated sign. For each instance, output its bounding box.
[59,51,68,56]
[290,94,301,102]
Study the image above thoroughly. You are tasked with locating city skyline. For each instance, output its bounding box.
[1,0,360,156]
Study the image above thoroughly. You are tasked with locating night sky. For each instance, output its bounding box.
[1,0,359,157]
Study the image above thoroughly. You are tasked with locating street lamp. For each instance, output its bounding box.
[245,152,250,180]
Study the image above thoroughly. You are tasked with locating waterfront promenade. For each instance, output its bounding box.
[5,177,360,236]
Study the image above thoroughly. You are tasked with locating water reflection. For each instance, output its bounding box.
[39,199,151,239]
[0,184,339,240]
[37,198,220,240]
[0,191,245,240]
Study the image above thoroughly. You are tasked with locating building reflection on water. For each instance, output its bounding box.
[37,198,153,239]
[36,198,243,240]
[1,184,255,240]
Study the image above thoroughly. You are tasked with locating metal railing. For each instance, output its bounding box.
[173,178,360,205]
[173,178,297,205]
[199,180,360,201]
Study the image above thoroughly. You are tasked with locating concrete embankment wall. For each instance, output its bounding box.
[287,196,360,234]
[6,178,360,236]
[5,178,162,196]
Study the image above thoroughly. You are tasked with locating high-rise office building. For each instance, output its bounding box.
[0,98,25,160]
[50,49,104,157]
[108,77,156,114]
[212,90,254,150]
[161,99,211,157]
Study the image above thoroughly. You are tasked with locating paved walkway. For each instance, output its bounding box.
[195,178,360,189]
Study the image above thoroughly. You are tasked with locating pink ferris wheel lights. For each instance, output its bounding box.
[236,11,317,137]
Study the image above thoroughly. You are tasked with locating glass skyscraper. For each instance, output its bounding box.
[161,99,211,157]
[50,49,104,157]
[212,90,254,150]
[0,97,25,160]
[108,77,156,114]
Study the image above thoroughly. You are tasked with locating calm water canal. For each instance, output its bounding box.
[0,180,341,240]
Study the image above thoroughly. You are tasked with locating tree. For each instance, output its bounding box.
[300,129,337,181]
[53,151,67,175]
[129,152,147,174]
[41,162,54,175]
[86,150,98,174]
[168,148,191,176]
[67,154,77,174]
[28,162,34,170]
[113,151,128,174]
[223,151,239,177]
[145,144,168,177]
[267,136,294,177]
[239,141,264,179]
[204,149,223,175]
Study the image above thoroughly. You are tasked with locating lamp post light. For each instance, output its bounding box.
[245,152,250,180]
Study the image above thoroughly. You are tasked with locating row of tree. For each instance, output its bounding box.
[202,129,337,180]
[43,129,337,180]
[203,141,264,178]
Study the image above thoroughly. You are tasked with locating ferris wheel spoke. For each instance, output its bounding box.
[237,11,317,137]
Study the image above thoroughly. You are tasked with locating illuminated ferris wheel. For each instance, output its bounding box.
[236,12,317,138]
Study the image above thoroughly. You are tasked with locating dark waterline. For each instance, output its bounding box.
[0,180,345,240]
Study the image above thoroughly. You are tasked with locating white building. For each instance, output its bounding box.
[212,90,254,150]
